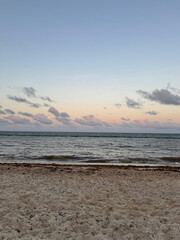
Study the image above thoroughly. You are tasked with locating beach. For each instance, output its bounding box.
[0,164,180,240]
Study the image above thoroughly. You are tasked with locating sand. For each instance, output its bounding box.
[0,163,180,240]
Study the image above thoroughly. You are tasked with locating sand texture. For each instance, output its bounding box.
[0,164,180,240]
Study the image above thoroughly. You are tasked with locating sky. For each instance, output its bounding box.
[0,0,180,133]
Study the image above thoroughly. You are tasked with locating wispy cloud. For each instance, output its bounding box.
[18,112,33,117]
[23,87,36,98]
[74,115,110,127]
[131,119,180,131]
[32,114,53,125]
[44,103,51,107]
[56,117,71,125]
[48,107,69,119]
[1,113,180,132]
[23,87,54,102]
[145,111,159,115]
[5,115,31,124]
[5,109,15,115]
[48,107,71,125]
[115,103,122,109]
[8,95,41,108]
[137,88,180,105]
[48,106,60,117]
[30,103,41,108]
[40,96,54,102]
[126,97,142,109]
[18,112,53,125]
[121,117,130,121]
[167,83,180,94]
[60,112,70,118]
[0,110,6,115]
[8,95,29,103]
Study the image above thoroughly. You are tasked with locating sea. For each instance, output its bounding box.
[0,131,180,167]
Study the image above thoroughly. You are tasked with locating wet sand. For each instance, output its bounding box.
[0,163,180,240]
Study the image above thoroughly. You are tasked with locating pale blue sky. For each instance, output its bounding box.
[0,0,180,132]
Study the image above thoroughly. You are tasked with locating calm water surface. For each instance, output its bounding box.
[0,131,180,166]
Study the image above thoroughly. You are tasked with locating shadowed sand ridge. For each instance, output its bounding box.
[0,163,180,240]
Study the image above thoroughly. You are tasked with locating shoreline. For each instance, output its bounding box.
[0,162,180,172]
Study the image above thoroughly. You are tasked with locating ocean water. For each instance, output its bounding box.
[0,131,180,166]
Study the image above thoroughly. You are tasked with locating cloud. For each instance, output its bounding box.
[18,112,33,117]
[18,112,54,125]
[121,117,130,121]
[32,114,53,125]
[115,103,122,109]
[23,87,36,98]
[8,95,29,103]
[56,117,71,125]
[131,119,180,131]
[48,107,70,119]
[44,103,51,107]
[40,96,54,102]
[167,83,180,94]
[5,109,15,115]
[145,111,159,115]
[48,106,70,125]
[74,115,110,127]
[0,110,6,115]
[60,112,70,118]
[30,103,41,108]
[48,106,60,117]
[126,97,141,109]
[8,87,54,110]
[137,88,180,105]
[5,115,31,124]
[23,87,54,102]
[8,95,41,108]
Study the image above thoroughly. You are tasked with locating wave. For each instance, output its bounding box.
[39,155,80,161]
[81,158,153,164]
[161,157,180,162]
[83,157,180,164]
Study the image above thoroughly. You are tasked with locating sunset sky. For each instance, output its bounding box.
[0,0,180,132]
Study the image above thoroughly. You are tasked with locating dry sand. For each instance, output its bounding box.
[0,163,180,240]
